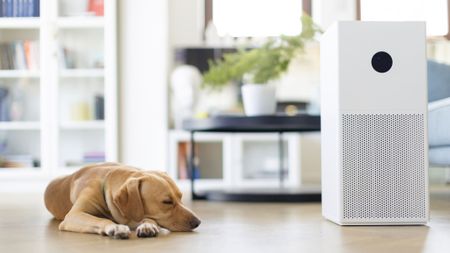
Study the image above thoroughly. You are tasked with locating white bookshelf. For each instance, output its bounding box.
[0,0,117,180]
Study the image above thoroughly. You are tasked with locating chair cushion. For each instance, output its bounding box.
[429,102,450,147]
[428,60,450,102]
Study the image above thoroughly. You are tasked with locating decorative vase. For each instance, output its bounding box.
[241,84,276,116]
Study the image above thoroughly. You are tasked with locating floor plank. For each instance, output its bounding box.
[0,189,449,253]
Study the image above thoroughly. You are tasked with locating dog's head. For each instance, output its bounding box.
[112,171,201,231]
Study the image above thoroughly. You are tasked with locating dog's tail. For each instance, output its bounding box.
[44,174,74,220]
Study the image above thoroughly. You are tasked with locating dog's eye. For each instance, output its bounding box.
[162,199,173,205]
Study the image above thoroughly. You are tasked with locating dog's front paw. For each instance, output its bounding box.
[104,224,131,239]
[136,223,159,238]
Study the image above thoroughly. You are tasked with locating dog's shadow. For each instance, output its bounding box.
[44,218,195,240]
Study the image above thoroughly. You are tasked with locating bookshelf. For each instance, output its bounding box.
[0,0,117,179]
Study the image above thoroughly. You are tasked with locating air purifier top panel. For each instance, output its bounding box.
[333,21,427,113]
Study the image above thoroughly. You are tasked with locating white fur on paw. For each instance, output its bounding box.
[136,223,159,238]
[104,224,131,239]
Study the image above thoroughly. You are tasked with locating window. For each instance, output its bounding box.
[360,0,448,36]
[212,0,303,37]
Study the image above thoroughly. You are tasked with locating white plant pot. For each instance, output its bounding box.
[241,84,276,116]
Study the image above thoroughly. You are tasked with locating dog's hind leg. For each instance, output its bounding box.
[44,175,73,220]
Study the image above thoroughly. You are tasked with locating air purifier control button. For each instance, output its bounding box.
[371,51,393,73]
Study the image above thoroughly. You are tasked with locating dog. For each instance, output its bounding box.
[44,162,201,239]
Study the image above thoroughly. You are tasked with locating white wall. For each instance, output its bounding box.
[169,0,204,47]
[119,0,169,170]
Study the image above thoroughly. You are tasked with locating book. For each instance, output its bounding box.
[177,142,188,180]
[94,95,104,120]
[88,0,103,16]
[32,0,38,17]
[6,0,12,17]
[14,41,26,69]
[0,87,9,121]
[26,0,32,17]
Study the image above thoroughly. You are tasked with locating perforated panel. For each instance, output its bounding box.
[342,114,427,221]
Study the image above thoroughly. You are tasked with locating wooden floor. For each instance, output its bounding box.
[1,189,450,253]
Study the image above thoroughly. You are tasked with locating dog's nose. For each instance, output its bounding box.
[189,217,201,229]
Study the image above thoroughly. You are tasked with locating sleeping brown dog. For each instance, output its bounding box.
[44,162,201,239]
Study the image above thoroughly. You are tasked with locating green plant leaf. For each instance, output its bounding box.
[202,14,322,89]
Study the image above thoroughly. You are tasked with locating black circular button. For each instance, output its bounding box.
[371,51,393,73]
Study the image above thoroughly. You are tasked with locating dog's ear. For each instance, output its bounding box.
[113,177,145,222]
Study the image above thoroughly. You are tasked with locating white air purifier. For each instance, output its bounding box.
[320,21,429,225]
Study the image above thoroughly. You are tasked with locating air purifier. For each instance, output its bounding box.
[320,21,429,225]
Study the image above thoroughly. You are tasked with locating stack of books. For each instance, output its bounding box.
[83,151,105,163]
[0,40,40,70]
[0,0,40,17]
[0,154,35,168]
[65,151,105,167]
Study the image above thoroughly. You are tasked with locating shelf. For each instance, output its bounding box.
[0,18,41,29]
[50,166,88,176]
[59,69,104,78]
[62,166,82,171]
[0,168,45,179]
[57,17,104,29]
[60,121,104,130]
[0,70,40,78]
[0,121,40,130]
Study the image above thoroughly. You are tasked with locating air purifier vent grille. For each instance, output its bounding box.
[342,114,427,220]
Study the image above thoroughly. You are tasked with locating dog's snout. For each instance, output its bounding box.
[189,217,201,229]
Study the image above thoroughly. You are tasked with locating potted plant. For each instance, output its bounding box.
[202,14,322,116]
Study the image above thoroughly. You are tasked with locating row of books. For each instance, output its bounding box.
[0,85,28,121]
[0,40,39,70]
[177,142,201,180]
[0,154,38,168]
[0,0,39,17]
[70,94,105,122]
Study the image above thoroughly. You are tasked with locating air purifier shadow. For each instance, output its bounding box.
[319,219,430,251]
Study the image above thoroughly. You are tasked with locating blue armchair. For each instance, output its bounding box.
[428,60,450,167]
